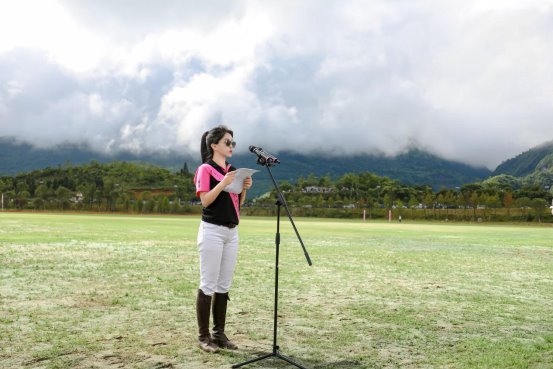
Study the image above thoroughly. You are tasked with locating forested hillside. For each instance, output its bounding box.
[0,161,195,213]
[1,161,551,222]
[0,137,490,192]
[0,137,187,175]
[493,141,553,177]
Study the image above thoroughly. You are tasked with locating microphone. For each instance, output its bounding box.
[249,145,280,166]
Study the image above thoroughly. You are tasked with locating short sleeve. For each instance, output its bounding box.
[194,165,212,197]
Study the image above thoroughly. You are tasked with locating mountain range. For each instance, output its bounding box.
[2,136,553,196]
[492,140,553,177]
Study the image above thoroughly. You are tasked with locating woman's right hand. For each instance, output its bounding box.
[221,171,236,187]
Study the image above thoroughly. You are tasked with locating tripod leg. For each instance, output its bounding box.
[232,352,307,369]
[231,353,275,368]
[277,352,308,369]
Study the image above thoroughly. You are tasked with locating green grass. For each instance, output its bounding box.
[1,213,553,369]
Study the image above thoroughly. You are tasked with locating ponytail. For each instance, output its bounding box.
[200,131,210,163]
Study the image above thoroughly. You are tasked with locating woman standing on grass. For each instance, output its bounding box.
[193,125,253,353]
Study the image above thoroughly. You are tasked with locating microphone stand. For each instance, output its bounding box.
[232,157,312,369]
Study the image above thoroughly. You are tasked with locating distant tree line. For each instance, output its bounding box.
[0,161,198,215]
[1,161,552,222]
[244,172,553,223]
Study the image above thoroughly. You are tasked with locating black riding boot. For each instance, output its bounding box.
[196,289,219,353]
[212,292,238,349]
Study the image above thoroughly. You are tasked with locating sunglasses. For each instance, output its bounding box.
[223,139,236,148]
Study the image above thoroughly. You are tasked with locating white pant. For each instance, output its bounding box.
[197,221,239,296]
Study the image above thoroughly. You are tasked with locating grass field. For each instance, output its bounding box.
[1,213,552,369]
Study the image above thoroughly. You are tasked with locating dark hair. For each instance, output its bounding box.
[200,125,234,163]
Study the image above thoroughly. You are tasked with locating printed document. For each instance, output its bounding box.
[224,168,259,194]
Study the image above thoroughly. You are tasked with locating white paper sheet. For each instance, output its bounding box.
[223,168,259,194]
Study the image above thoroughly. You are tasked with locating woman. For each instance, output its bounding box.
[193,125,253,353]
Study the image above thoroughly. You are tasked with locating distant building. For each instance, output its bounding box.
[71,192,84,203]
[302,186,333,193]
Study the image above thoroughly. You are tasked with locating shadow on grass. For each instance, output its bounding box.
[231,360,365,369]
[227,349,366,369]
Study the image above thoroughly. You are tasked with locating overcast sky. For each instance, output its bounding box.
[1,0,553,169]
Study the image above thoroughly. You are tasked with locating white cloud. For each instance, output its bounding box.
[1,0,553,169]
[0,0,106,73]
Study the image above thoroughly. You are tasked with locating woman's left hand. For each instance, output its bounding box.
[243,177,253,190]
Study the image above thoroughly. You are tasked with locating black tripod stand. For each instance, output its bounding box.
[232,155,312,369]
